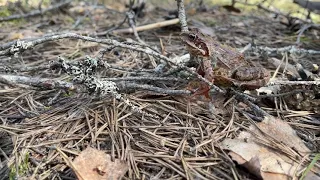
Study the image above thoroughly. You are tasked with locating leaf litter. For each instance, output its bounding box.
[0,0,319,179]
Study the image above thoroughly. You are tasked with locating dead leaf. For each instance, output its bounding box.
[252,115,311,155]
[223,138,300,179]
[72,147,128,180]
[221,115,319,179]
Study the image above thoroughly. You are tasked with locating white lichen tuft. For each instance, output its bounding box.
[56,56,159,119]
[99,80,118,96]
[10,40,33,57]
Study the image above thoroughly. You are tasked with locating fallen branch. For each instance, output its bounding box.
[0,33,224,93]
[249,44,320,55]
[269,80,320,86]
[0,73,189,95]
[0,74,75,90]
[0,0,72,22]
[103,76,186,82]
[119,82,190,95]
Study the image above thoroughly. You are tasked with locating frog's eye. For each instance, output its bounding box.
[188,34,196,41]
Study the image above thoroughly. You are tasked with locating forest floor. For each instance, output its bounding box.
[0,1,319,179]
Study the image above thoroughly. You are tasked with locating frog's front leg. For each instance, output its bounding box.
[186,55,201,68]
[187,58,215,99]
[202,57,217,83]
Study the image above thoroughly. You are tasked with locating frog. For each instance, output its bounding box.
[180,28,270,95]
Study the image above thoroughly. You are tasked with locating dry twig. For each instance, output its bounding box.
[112,18,180,34]
[0,0,72,22]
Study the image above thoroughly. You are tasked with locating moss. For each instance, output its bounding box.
[63,91,73,97]
[299,36,314,43]
[64,15,75,24]
[9,152,30,180]
[0,6,26,27]
[0,7,11,17]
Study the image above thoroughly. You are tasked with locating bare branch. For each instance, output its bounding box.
[249,44,320,56]
[269,80,320,86]
[103,76,186,82]
[119,82,190,95]
[0,0,72,22]
[176,0,188,32]
[0,74,75,90]
[126,10,145,44]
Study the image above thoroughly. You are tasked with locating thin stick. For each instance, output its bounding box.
[269,80,320,86]
[113,19,180,34]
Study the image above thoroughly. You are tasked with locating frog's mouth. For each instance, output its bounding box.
[191,42,209,56]
[185,43,206,56]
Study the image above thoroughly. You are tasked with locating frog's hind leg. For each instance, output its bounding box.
[187,81,211,99]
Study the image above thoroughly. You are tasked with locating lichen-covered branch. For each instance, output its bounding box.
[1,32,224,93]
[176,0,188,32]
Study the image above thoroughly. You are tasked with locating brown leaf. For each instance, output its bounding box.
[221,115,319,179]
[252,116,311,155]
[72,147,128,180]
[222,138,311,179]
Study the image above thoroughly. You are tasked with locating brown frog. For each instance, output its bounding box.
[180,28,270,93]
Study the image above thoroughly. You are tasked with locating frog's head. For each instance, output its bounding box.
[180,28,209,57]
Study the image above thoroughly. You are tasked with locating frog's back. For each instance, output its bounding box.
[207,42,246,69]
